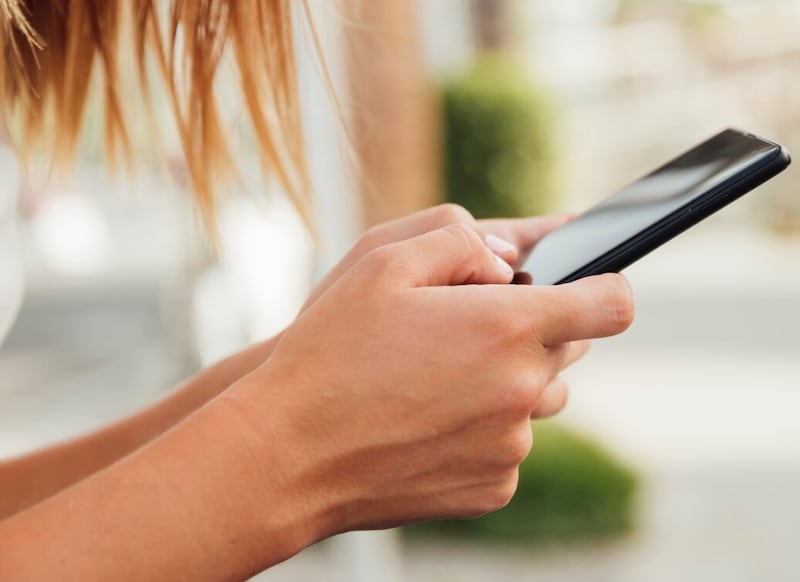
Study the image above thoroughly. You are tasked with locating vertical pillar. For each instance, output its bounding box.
[343,0,439,227]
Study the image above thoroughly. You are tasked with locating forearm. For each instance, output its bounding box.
[0,334,282,518]
[0,381,324,581]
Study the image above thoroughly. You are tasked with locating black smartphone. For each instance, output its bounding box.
[522,128,791,285]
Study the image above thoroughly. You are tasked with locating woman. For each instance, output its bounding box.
[0,2,634,580]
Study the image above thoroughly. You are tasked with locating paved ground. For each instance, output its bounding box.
[2,224,799,581]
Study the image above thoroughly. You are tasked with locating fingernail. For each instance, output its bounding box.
[485,234,517,256]
[494,254,514,276]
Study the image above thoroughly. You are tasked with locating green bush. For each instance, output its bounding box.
[404,421,637,545]
[441,56,556,219]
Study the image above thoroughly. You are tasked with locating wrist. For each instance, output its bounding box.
[215,370,338,558]
[0,375,330,581]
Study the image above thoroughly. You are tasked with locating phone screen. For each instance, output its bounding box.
[523,130,786,285]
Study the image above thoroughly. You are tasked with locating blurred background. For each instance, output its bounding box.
[2,0,800,580]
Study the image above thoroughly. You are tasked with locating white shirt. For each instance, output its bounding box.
[0,142,23,348]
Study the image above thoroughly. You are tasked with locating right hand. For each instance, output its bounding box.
[229,223,634,540]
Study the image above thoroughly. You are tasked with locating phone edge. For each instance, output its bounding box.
[554,142,792,285]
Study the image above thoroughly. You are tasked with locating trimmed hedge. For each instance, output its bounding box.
[441,56,556,218]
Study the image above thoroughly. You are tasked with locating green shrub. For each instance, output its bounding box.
[441,56,556,219]
[404,421,637,545]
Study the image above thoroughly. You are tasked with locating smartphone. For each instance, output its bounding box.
[522,129,791,285]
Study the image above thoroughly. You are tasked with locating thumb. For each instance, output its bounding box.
[365,223,515,288]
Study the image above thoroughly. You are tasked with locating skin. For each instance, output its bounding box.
[0,205,634,581]
[0,204,576,519]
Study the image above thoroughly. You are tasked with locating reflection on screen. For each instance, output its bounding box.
[524,130,780,285]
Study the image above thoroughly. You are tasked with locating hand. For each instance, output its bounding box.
[301,203,571,311]
[231,224,634,538]
[299,205,583,417]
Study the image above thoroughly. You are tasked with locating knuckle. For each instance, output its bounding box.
[534,379,570,419]
[500,375,544,419]
[490,472,520,512]
[500,392,533,420]
[431,203,474,228]
[357,224,384,250]
[460,504,490,520]
[523,370,550,406]
[465,473,520,518]
[606,275,635,333]
[439,223,485,260]
[443,221,481,244]
[360,246,389,272]
[359,246,401,279]
[506,425,534,466]
[555,382,570,410]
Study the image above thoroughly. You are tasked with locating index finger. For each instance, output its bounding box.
[478,214,573,265]
[515,273,635,345]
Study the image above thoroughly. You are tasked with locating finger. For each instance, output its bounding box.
[516,273,635,345]
[387,206,520,268]
[479,214,573,265]
[559,340,591,372]
[367,204,477,248]
[305,205,479,311]
[304,205,517,313]
[377,208,569,255]
[530,377,569,419]
[365,224,515,288]
[362,205,519,271]
[531,342,589,419]
[483,233,519,266]
[539,340,591,388]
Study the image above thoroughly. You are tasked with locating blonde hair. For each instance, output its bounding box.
[0,0,312,233]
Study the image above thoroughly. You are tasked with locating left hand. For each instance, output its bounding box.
[295,204,583,419]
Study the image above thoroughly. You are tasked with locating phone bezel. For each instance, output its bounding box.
[545,132,791,285]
